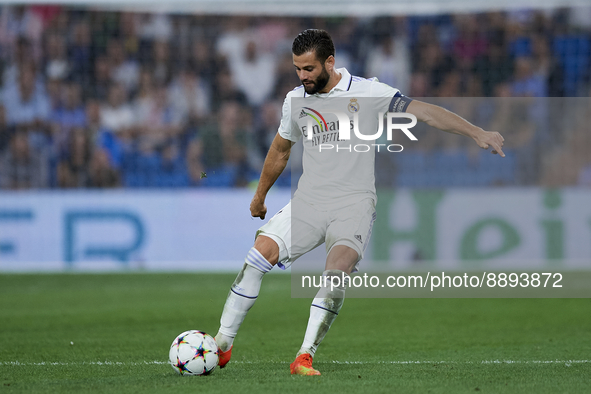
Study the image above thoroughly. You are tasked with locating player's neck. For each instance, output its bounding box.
[318,69,342,94]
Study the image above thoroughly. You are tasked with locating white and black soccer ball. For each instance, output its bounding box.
[169,330,219,375]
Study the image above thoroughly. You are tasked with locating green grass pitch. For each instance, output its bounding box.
[0,273,589,393]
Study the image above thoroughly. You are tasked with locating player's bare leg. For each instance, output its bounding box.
[215,235,278,368]
[291,245,358,376]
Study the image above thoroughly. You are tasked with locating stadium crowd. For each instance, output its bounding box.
[1,6,590,189]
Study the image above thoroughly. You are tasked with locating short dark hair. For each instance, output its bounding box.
[292,29,335,63]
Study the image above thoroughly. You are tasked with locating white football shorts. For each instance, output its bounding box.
[255,195,376,271]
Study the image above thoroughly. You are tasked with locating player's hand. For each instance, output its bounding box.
[250,195,267,219]
[474,130,505,157]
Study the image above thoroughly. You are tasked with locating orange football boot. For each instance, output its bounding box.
[290,353,321,376]
[218,345,232,368]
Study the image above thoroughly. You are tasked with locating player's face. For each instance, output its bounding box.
[293,51,331,95]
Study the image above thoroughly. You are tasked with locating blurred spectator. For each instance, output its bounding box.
[68,19,93,84]
[134,68,156,111]
[511,56,547,97]
[2,37,35,89]
[408,72,429,97]
[411,23,437,68]
[531,34,563,97]
[56,126,92,187]
[45,8,69,36]
[86,98,122,169]
[50,80,86,153]
[256,16,291,54]
[198,101,250,186]
[154,142,190,187]
[100,83,135,141]
[46,77,63,112]
[90,55,112,101]
[186,136,205,186]
[271,52,302,101]
[168,65,211,128]
[43,31,70,80]
[366,34,411,94]
[216,16,251,63]
[210,68,247,111]
[1,62,50,148]
[415,39,455,94]
[150,39,172,85]
[107,38,140,93]
[541,125,591,187]
[138,12,173,42]
[0,104,12,152]
[452,15,488,71]
[134,82,183,154]
[0,130,49,189]
[188,38,218,81]
[50,80,86,133]
[228,40,277,107]
[88,147,120,188]
[254,100,281,162]
[436,71,462,97]
[0,6,44,61]
[119,12,141,60]
[89,12,118,52]
[173,15,193,63]
[473,31,514,97]
[464,72,484,97]
[331,18,357,72]
[489,87,538,183]
[122,139,189,188]
[251,99,297,187]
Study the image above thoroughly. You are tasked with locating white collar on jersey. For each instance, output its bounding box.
[304,67,352,97]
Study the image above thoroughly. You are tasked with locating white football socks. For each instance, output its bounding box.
[216,248,273,351]
[297,269,349,358]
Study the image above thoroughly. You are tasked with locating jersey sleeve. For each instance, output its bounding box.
[277,94,302,142]
[371,80,413,113]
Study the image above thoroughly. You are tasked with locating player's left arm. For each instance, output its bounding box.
[406,100,505,157]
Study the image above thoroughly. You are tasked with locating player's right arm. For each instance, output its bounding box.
[250,133,293,219]
[406,100,505,157]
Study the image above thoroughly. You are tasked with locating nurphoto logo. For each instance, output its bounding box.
[301,108,418,153]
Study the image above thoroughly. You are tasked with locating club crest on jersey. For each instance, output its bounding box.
[348,98,360,113]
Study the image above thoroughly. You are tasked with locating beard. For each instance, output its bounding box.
[302,65,330,95]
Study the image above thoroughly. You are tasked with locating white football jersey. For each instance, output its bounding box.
[278,68,412,209]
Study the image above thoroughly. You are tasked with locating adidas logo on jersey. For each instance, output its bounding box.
[299,109,307,119]
[355,234,362,243]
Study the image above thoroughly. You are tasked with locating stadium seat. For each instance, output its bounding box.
[553,36,591,96]
[201,166,238,188]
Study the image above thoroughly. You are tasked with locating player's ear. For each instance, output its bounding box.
[325,55,335,72]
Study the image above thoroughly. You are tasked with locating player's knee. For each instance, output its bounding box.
[253,235,279,266]
[326,245,359,275]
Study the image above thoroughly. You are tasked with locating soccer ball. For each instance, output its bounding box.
[169,330,219,375]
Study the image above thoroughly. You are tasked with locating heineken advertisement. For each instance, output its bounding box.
[0,189,589,272]
[370,189,591,271]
